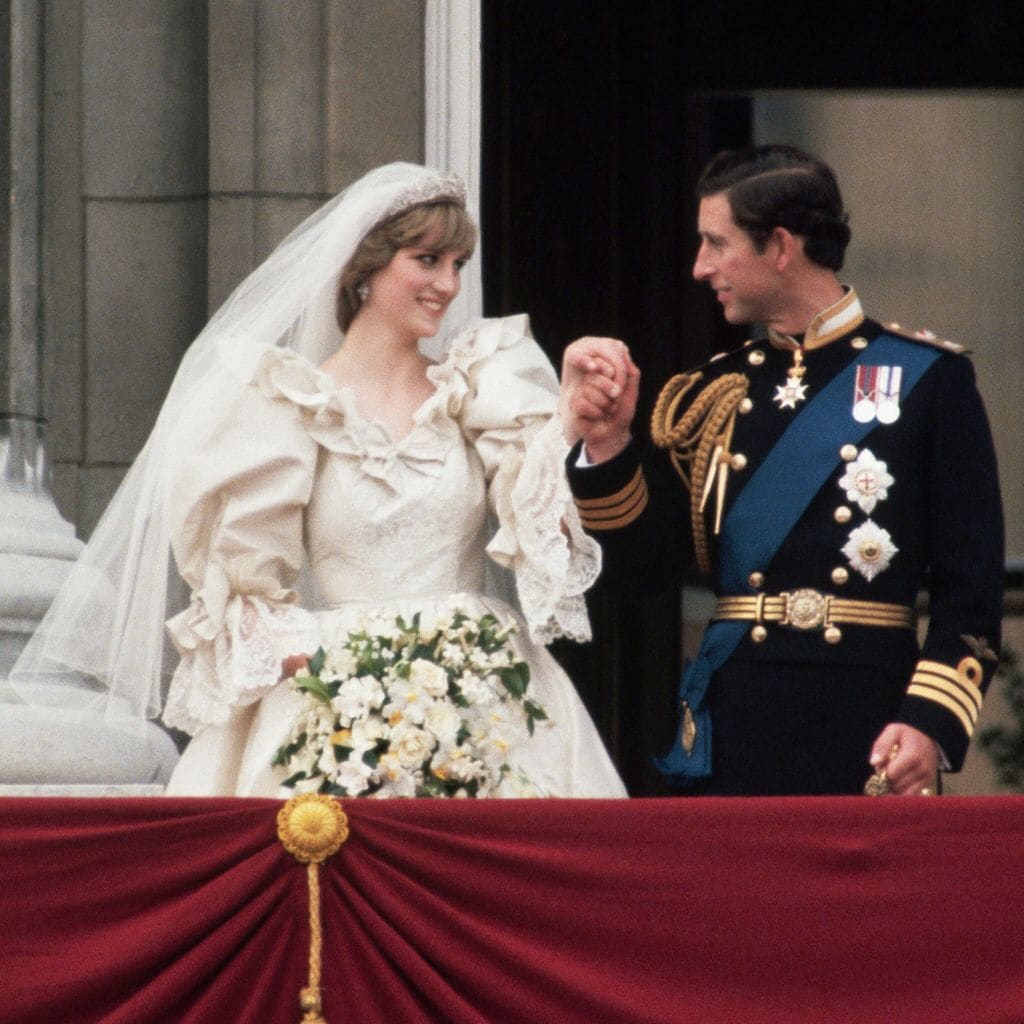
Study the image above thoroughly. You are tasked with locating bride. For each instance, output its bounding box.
[17,163,625,798]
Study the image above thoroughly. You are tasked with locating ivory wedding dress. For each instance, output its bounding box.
[163,315,626,798]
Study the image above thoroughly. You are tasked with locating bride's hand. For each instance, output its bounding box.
[560,337,640,462]
[280,653,312,681]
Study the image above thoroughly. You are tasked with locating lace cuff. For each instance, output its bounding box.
[488,417,601,644]
[164,580,320,736]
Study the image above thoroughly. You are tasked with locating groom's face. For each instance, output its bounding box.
[692,193,780,326]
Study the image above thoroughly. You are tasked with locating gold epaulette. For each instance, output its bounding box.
[574,466,648,531]
[882,321,969,354]
[650,370,749,575]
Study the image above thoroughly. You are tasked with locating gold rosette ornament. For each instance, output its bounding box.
[277,794,349,1024]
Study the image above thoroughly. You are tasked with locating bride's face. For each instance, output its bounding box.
[366,233,468,341]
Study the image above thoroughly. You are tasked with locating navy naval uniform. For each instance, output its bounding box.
[569,289,1004,795]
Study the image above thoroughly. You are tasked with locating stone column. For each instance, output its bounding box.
[0,0,182,792]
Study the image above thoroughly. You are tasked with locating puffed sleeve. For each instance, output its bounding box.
[162,350,322,736]
[443,314,601,644]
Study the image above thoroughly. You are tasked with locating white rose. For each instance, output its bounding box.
[409,658,449,698]
[390,723,436,768]
[423,700,462,746]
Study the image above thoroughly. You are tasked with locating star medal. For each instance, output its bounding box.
[841,519,898,582]
[838,448,894,514]
[876,365,902,424]
[774,349,808,410]
[853,365,878,422]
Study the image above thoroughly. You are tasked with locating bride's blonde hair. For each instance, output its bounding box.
[336,200,477,331]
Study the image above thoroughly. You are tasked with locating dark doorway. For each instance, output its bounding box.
[480,0,1024,794]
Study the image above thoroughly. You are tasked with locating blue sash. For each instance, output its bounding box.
[658,334,941,783]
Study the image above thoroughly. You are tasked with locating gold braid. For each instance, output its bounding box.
[651,371,750,575]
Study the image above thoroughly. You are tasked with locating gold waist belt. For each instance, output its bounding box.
[712,589,915,644]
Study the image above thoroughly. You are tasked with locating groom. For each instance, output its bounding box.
[561,144,1003,796]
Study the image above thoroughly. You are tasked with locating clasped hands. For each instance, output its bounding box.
[560,336,641,464]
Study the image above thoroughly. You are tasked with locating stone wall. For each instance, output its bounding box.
[42,0,426,540]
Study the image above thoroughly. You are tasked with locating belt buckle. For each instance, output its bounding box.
[781,589,830,631]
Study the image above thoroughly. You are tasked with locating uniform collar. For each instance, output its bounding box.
[767,287,865,352]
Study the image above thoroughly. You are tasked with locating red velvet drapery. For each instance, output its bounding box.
[3,796,1023,1023]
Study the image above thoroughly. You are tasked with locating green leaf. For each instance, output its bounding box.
[500,663,529,698]
[309,648,326,676]
[296,675,333,704]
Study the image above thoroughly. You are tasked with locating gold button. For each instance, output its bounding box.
[851,336,868,350]
[824,626,843,644]
[748,571,764,589]
[751,625,768,643]
[748,350,765,366]
[840,444,858,461]
[739,397,753,414]
[831,566,850,585]
[834,506,852,524]
[730,453,748,471]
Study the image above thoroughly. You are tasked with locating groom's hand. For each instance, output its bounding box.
[561,337,639,463]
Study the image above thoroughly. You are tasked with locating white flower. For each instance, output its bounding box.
[838,448,894,514]
[332,675,385,720]
[349,716,386,752]
[386,677,432,724]
[376,753,418,797]
[390,722,437,768]
[432,745,486,784]
[322,646,358,679]
[335,755,373,795]
[441,642,466,668]
[316,742,339,777]
[409,658,449,697]
[457,671,499,706]
[423,700,462,746]
[274,609,544,798]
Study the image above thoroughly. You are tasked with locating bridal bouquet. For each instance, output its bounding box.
[273,609,548,798]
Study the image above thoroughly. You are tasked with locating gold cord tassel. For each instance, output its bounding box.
[277,794,350,1024]
[651,371,750,575]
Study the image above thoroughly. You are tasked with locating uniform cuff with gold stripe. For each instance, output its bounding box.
[906,659,984,739]
[574,466,649,531]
